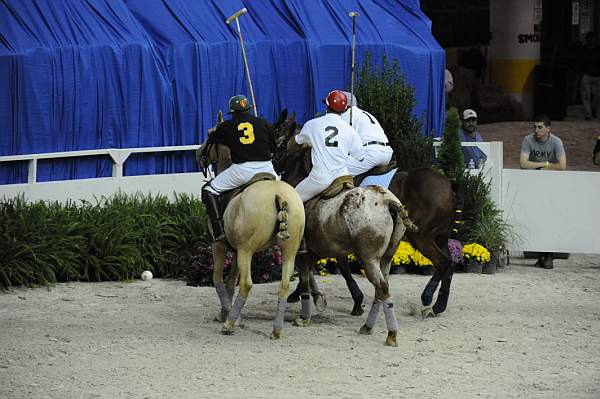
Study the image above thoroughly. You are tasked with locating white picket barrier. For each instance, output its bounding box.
[0,145,209,202]
[1,143,599,253]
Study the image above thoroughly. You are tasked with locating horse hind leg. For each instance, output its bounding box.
[291,257,314,327]
[271,244,296,339]
[432,260,454,315]
[225,254,239,302]
[357,259,399,347]
[338,258,364,316]
[408,235,448,317]
[287,270,326,312]
[222,250,252,335]
[212,241,231,322]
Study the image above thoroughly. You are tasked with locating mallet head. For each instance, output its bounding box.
[226,8,248,24]
[348,11,360,17]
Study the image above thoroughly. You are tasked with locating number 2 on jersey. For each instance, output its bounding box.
[237,122,255,144]
[324,126,339,147]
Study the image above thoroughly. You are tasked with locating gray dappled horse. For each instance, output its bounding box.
[197,111,305,339]
[272,111,417,347]
[274,111,459,320]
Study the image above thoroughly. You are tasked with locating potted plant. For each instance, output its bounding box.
[462,243,491,273]
[392,240,434,275]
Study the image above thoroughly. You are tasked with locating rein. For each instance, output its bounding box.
[198,142,220,178]
[273,133,311,184]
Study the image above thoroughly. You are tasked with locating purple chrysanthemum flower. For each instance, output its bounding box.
[448,239,464,264]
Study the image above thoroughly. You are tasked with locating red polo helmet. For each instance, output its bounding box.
[324,90,347,113]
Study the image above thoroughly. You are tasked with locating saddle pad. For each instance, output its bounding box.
[359,168,397,189]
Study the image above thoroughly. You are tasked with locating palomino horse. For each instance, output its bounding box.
[197,111,305,339]
[274,111,458,319]
[272,111,417,347]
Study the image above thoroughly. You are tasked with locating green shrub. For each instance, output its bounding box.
[437,107,464,180]
[355,52,433,169]
[456,171,513,253]
[0,193,290,290]
[0,193,209,290]
[0,198,87,287]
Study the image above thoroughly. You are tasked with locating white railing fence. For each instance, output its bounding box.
[0,145,209,202]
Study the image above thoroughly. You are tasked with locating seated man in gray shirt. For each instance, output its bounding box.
[519,114,567,269]
[519,114,567,171]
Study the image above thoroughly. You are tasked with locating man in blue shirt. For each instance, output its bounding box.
[460,109,487,168]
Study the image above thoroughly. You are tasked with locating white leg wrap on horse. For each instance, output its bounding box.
[301,295,311,319]
[382,297,398,332]
[215,282,231,308]
[365,299,382,328]
[229,295,246,322]
[273,298,287,331]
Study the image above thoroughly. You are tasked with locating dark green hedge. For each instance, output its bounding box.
[0,193,208,289]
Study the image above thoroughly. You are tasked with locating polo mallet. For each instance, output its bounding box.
[348,11,359,126]
[226,8,258,117]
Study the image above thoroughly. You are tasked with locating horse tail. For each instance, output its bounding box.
[381,197,417,263]
[388,199,418,233]
[275,194,291,242]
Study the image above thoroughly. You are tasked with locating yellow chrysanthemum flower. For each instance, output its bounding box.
[462,243,491,263]
[392,240,432,266]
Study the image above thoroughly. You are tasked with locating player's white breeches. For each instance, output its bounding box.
[294,167,348,203]
[346,144,393,176]
[204,161,276,194]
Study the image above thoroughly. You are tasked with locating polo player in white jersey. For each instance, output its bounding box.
[293,90,364,202]
[340,91,393,176]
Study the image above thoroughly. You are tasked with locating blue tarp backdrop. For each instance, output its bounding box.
[0,0,445,184]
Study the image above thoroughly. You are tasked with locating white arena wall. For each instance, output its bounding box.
[0,172,209,204]
[1,143,599,254]
[502,169,600,254]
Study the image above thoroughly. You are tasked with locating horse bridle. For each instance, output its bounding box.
[198,142,220,178]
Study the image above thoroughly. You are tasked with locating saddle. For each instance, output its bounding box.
[354,159,397,187]
[219,172,276,211]
[305,175,355,210]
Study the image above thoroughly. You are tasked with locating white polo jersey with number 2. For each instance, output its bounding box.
[293,113,364,202]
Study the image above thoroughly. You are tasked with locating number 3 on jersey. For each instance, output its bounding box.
[237,122,255,144]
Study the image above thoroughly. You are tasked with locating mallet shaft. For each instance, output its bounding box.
[349,11,359,125]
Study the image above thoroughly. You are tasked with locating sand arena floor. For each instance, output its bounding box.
[1,253,599,399]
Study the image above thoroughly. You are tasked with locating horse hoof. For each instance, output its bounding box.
[313,294,327,313]
[293,317,312,327]
[350,305,364,316]
[221,320,235,335]
[270,330,282,340]
[421,306,436,319]
[214,309,228,323]
[358,324,373,335]
[385,332,398,347]
[421,295,433,307]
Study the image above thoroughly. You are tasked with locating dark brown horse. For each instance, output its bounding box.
[275,111,459,318]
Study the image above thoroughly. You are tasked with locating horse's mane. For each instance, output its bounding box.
[272,112,312,185]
